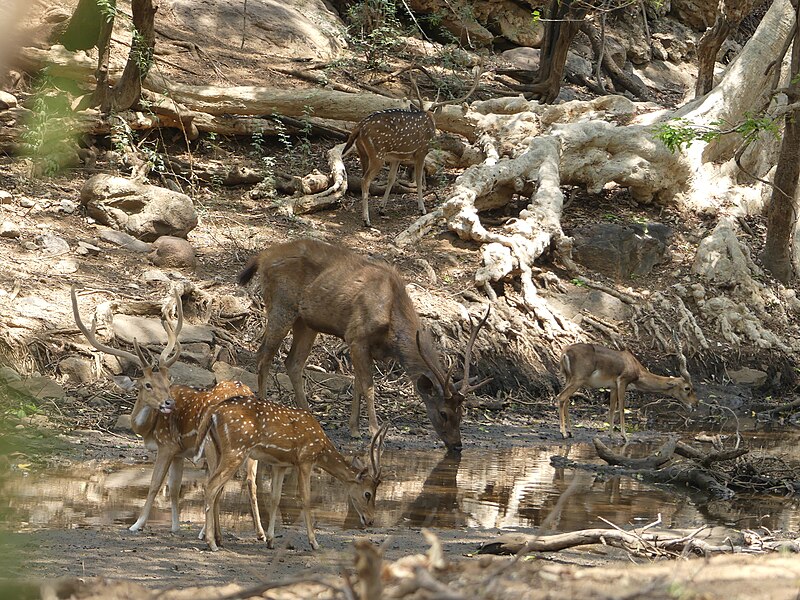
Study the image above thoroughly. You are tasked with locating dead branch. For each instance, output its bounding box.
[593,436,677,469]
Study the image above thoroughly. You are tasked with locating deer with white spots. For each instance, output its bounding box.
[238,238,490,454]
[343,67,482,227]
[195,396,388,551]
[556,343,699,441]
[71,285,265,539]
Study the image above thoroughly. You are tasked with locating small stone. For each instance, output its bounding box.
[36,233,70,255]
[0,190,12,204]
[0,91,17,109]
[99,228,152,253]
[148,236,196,269]
[115,414,132,431]
[59,199,78,214]
[77,240,101,255]
[0,221,20,238]
[141,269,171,284]
[0,366,22,383]
[19,197,36,209]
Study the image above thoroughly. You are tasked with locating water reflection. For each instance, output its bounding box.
[3,436,800,535]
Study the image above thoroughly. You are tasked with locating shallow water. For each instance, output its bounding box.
[4,432,800,535]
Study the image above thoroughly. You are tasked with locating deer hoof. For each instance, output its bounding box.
[349,430,362,440]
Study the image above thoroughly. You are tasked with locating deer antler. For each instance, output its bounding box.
[674,335,693,384]
[458,306,492,395]
[369,422,390,481]
[159,290,183,367]
[71,284,141,367]
[427,63,483,112]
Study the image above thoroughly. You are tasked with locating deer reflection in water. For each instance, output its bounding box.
[400,451,465,528]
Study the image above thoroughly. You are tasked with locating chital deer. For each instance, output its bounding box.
[556,343,698,440]
[238,238,489,453]
[70,284,264,537]
[195,396,388,551]
[343,67,481,227]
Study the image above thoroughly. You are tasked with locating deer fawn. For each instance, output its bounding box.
[238,238,489,453]
[195,396,388,551]
[71,285,265,538]
[343,68,481,227]
[556,343,698,440]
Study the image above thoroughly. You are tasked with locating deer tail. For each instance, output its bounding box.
[237,255,260,287]
[559,350,572,381]
[342,122,362,157]
[194,409,218,463]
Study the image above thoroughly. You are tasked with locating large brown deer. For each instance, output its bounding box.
[195,396,388,551]
[343,67,481,227]
[556,343,698,440]
[238,238,489,453]
[70,285,264,538]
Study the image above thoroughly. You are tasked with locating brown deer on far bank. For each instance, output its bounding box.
[343,67,481,227]
[556,343,698,441]
[237,238,489,453]
[195,396,388,551]
[70,285,264,538]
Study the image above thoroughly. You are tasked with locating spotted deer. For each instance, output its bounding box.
[343,67,481,226]
[195,396,388,551]
[556,343,698,440]
[70,285,264,538]
[238,238,489,453]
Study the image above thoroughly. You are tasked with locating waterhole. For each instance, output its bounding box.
[5,433,800,536]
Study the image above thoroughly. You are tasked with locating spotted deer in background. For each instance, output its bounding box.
[343,66,482,226]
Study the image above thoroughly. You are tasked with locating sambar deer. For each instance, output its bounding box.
[556,343,698,440]
[195,396,388,551]
[343,67,481,227]
[238,238,489,452]
[71,285,264,538]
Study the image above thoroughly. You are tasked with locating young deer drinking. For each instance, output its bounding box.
[556,342,698,440]
[195,396,388,551]
[343,67,481,227]
[238,238,489,453]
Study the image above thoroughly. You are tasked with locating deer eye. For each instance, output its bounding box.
[439,411,448,422]
[364,491,372,501]
[143,382,153,390]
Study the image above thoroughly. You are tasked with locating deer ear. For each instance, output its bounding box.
[415,374,441,398]
[351,456,366,471]
[112,375,138,393]
[355,467,369,482]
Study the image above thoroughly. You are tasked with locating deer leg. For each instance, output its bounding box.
[244,458,265,541]
[297,462,319,550]
[616,382,628,441]
[555,382,582,439]
[378,160,401,215]
[255,312,294,399]
[167,457,184,533]
[360,154,383,227]
[285,321,318,411]
[413,151,427,215]
[130,448,174,532]
[204,456,243,551]
[265,466,287,549]
[350,345,379,437]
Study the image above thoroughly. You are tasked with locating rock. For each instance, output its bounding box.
[306,369,353,392]
[99,228,153,253]
[216,294,251,318]
[58,199,78,214]
[0,190,13,204]
[180,342,214,369]
[572,221,671,280]
[35,233,70,255]
[51,258,79,274]
[112,314,214,346]
[0,91,17,109]
[19,197,36,209]
[211,362,259,392]
[168,361,216,388]
[58,356,95,384]
[141,269,172,285]
[114,413,132,431]
[7,376,65,399]
[669,0,718,31]
[726,367,768,387]
[501,47,539,71]
[80,174,198,242]
[0,221,20,238]
[76,240,102,255]
[147,235,196,268]
[0,366,22,382]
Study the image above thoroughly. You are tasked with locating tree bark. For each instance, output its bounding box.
[761,0,800,283]
[695,0,759,98]
[112,0,157,111]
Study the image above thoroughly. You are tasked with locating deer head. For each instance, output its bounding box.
[348,422,389,527]
[416,307,491,452]
[71,284,184,418]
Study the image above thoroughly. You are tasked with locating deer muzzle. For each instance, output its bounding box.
[159,398,176,414]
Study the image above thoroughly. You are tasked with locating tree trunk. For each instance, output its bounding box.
[695,0,760,98]
[90,1,115,110]
[527,0,588,103]
[112,0,157,111]
[761,0,800,283]
[60,0,104,51]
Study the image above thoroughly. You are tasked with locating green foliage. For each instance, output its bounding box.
[131,29,154,75]
[655,115,781,153]
[346,0,403,68]
[97,0,118,22]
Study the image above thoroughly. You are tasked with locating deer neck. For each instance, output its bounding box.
[315,442,359,484]
[130,396,159,438]
[632,371,678,393]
